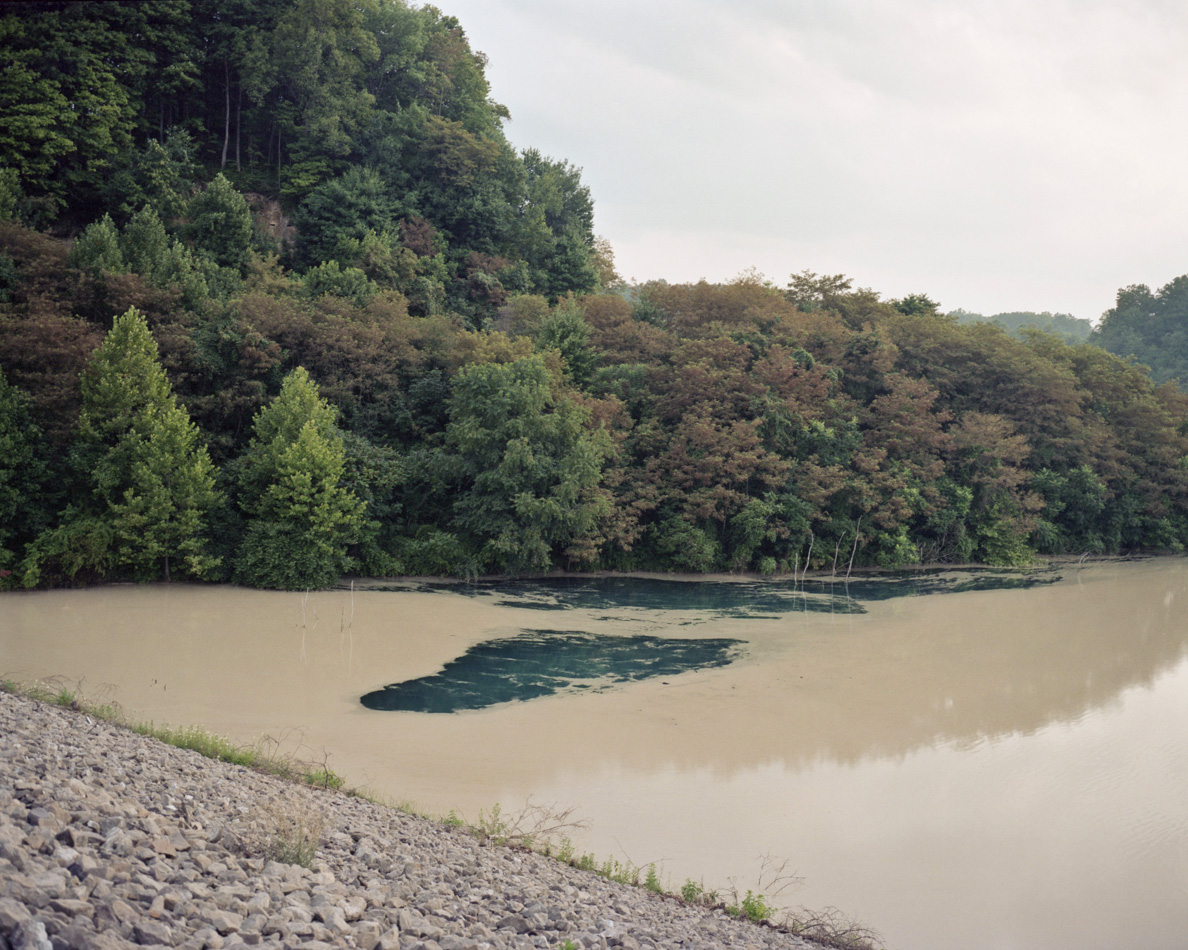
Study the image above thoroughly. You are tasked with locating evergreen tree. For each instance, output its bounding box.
[23,308,222,584]
[67,213,125,274]
[235,367,365,589]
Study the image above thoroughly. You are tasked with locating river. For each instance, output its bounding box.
[2,557,1186,950]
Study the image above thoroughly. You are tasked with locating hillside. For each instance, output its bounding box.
[4,2,1188,589]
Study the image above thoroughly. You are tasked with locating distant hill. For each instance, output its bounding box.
[950,309,1093,343]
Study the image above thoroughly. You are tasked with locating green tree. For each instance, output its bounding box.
[512,149,597,298]
[1095,277,1188,388]
[67,214,125,274]
[184,173,253,272]
[269,0,380,197]
[104,130,200,223]
[534,299,596,384]
[23,307,222,585]
[235,367,365,589]
[438,355,610,573]
[0,371,49,583]
[0,5,142,216]
[293,164,398,267]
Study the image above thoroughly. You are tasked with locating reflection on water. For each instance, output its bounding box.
[360,631,744,712]
[2,558,1187,950]
[374,565,1062,619]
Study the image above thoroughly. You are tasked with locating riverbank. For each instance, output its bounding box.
[0,689,840,950]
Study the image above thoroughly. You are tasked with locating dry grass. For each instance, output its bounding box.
[247,797,327,868]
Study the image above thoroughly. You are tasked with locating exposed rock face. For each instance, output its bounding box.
[244,193,294,248]
[0,691,821,950]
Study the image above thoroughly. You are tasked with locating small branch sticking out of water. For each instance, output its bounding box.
[846,517,862,581]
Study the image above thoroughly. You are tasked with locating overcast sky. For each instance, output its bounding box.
[441,0,1188,322]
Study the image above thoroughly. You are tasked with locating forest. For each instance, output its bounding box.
[3,0,1188,589]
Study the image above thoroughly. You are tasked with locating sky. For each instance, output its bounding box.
[440,0,1188,323]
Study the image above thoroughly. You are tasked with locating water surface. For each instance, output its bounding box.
[1,559,1186,950]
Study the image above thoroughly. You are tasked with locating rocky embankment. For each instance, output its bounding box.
[0,691,825,950]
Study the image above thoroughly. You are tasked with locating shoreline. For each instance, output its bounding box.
[0,687,874,950]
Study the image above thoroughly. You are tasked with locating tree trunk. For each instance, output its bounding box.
[221,57,231,169]
[235,82,243,171]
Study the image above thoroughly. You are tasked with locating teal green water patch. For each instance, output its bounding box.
[380,568,1061,619]
[359,630,744,713]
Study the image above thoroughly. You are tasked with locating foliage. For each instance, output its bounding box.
[3,2,1188,584]
[184,173,253,272]
[234,367,365,589]
[434,355,613,573]
[952,308,1093,344]
[0,370,48,582]
[23,307,222,585]
[726,890,774,922]
[0,0,600,321]
[1094,277,1188,388]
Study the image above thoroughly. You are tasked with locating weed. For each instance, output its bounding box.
[5,675,85,710]
[726,890,773,922]
[135,722,258,768]
[1,677,357,798]
[553,836,576,863]
[306,767,344,790]
[464,800,586,851]
[680,879,704,904]
[598,856,642,886]
[252,798,325,869]
[643,863,663,894]
[475,803,512,845]
[781,908,884,950]
[442,810,464,828]
[574,852,597,873]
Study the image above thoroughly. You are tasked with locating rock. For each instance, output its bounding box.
[0,691,823,950]
[373,927,401,950]
[496,914,531,934]
[197,909,243,935]
[0,895,34,927]
[11,919,53,950]
[48,899,93,917]
[340,894,366,921]
[132,918,172,945]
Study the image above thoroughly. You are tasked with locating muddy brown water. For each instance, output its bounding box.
[2,558,1187,950]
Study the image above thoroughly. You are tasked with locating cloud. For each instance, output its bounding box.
[449,0,1188,319]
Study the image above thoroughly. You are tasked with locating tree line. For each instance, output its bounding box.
[3,1,1188,588]
[5,242,1188,588]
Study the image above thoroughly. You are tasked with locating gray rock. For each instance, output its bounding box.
[132,918,173,945]
[197,909,243,935]
[495,914,531,934]
[0,691,822,950]
[0,896,33,929]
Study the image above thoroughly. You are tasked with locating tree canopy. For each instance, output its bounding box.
[0,0,605,322]
[3,0,1188,589]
